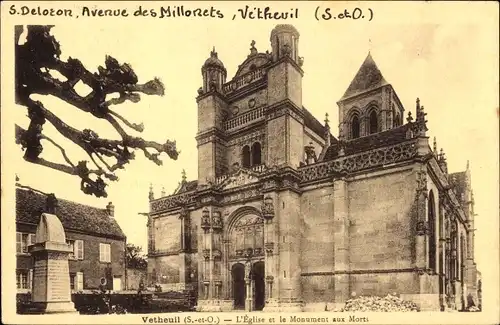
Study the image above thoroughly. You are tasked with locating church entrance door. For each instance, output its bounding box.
[232,263,245,309]
[252,261,265,311]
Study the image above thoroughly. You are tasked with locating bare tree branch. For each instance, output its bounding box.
[15,25,179,197]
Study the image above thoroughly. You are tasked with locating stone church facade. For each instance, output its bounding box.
[147,25,480,312]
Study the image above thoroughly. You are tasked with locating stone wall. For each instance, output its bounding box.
[154,255,181,284]
[230,89,267,116]
[153,214,181,252]
[300,167,418,305]
[347,168,415,271]
[126,268,146,290]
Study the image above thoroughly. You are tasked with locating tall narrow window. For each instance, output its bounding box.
[460,236,466,283]
[351,115,360,139]
[251,142,262,166]
[99,243,111,263]
[369,110,378,134]
[394,113,401,127]
[428,191,437,271]
[242,146,251,168]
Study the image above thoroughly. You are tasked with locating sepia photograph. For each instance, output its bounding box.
[1,1,499,324]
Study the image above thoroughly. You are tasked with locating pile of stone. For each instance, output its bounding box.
[341,294,419,312]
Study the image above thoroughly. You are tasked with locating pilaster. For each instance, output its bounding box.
[415,168,428,270]
[332,176,350,306]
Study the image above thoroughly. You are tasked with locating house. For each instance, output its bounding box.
[16,185,127,293]
[147,24,480,312]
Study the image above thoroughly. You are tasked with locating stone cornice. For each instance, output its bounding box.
[267,56,304,77]
[266,99,305,123]
[196,90,227,103]
[225,78,268,102]
[195,128,228,144]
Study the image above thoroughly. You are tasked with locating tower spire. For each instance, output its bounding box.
[433,137,438,155]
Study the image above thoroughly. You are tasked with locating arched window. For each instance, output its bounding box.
[242,145,251,168]
[394,113,401,127]
[351,115,360,139]
[460,236,466,283]
[428,191,437,271]
[251,142,262,166]
[369,110,378,134]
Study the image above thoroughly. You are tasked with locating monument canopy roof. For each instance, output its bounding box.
[16,187,126,240]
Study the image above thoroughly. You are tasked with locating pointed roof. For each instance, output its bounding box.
[340,52,389,101]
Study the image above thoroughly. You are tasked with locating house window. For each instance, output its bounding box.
[351,115,360,139]
[16,232,35,254]
[251,142,262,166]
[67,240,75,259]
[67,239,83,260]
[99,243,111,263]
[242,145,251,168]
[369,110,378,134]
[16,270,29,289]
[75,240,84,260]
[70,273,76,290]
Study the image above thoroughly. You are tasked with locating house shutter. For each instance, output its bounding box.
[28,234,36,246]
[16,232,22,253]
[76,240,84,260]
[76,272,84,290]
[99,243,103,262]
[28,269,33,291]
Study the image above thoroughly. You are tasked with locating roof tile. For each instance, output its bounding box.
[16,188,126,239]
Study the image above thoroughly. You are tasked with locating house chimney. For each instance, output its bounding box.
[45,194,58,215]
[106,202,115,218]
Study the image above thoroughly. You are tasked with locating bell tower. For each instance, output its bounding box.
[337,53,405,140]
[196,48,229,185]
[266,24,304,168]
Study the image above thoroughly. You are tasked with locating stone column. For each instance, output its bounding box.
[222,239,230,299]
[245,262,253,312]
[332,177,350,308]
[262,195,278,310]
[29,213,77,314]
[209,227,214,299]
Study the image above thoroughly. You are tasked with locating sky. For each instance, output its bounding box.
[4,2,498,280]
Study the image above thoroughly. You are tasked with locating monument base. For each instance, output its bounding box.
[30,301,78,314]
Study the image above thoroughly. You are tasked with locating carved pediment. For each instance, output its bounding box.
[216,168,260,191]
[234,53,271,78]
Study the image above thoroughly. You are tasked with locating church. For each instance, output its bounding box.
[146,24,480,312]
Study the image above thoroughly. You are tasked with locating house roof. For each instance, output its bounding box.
[322,123,411,161]
[302,107,338,143]
[16,187,126,239]
[340,52,389,101]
